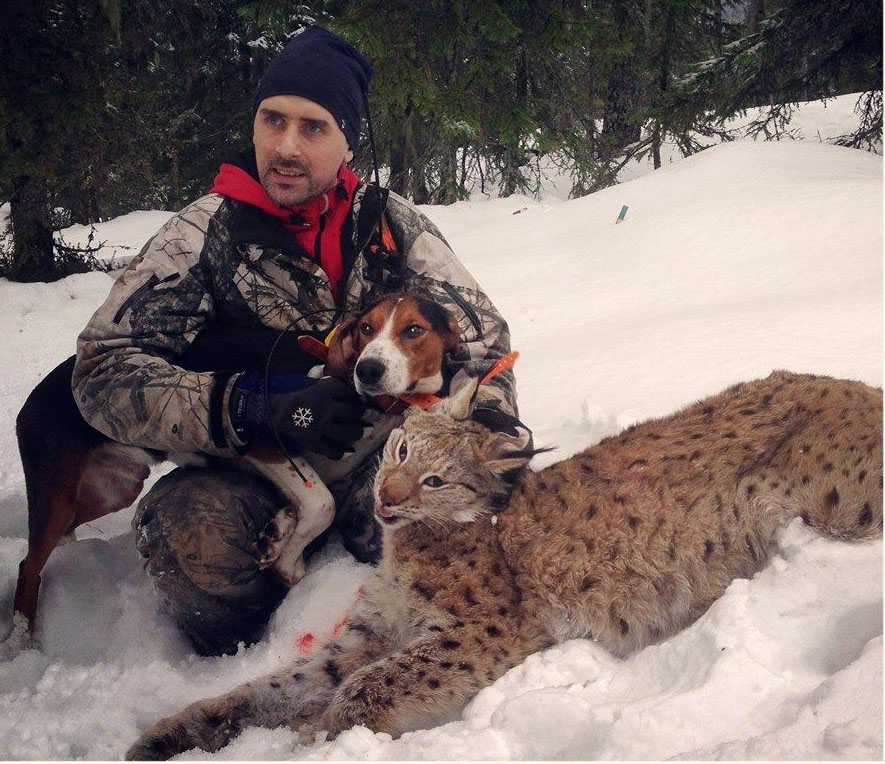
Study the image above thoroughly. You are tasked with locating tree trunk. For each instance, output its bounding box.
[600,2,643,162]
[601,57,642,157]
[746,0,766,33]
[652,7,675,170]
[651,122,662,169]
[435,149,459,204]
[388,127,408,197]
[8,175,56,282]
[387,103,414,198]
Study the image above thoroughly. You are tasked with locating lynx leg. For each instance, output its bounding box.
[321,626,550,739]
[126,611,393,759]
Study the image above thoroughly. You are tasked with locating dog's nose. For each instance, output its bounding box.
[356,358,385,386]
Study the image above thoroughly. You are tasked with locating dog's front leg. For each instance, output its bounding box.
[244,450,335,586]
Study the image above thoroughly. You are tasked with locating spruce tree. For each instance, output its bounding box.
[665,0,882,149]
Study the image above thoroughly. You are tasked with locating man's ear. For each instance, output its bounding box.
[324,317,359,378]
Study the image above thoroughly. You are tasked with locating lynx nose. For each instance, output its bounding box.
[356,358,386,386]
[378,474,410,507]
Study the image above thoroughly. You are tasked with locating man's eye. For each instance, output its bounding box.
[403,324,425,339]
[266,113,283,126]
[360,323,374,336]
[398,441,408,461]
[423,475,444,487]
[305,121,323,134]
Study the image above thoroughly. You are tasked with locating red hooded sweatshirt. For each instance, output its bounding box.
[211,163,361,301]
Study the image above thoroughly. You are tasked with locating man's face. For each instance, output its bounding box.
[253,94,353,207]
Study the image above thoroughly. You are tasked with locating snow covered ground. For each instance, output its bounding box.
[0,95,881,759]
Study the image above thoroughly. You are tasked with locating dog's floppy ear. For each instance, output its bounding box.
[443,312,461,354]
[324,317,360,378]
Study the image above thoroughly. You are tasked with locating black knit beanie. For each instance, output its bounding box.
[252,26,373,151]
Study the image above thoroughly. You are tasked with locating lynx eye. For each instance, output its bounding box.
[403,324,425,339]
[423,475,444,488]
[398,441,408,462]
[359,322,374,336]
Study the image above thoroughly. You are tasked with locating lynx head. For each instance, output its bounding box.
[373,378,535,529]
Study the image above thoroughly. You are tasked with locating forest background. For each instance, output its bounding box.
[0,0,881,282]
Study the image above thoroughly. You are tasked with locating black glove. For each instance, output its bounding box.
[230,372,370,459]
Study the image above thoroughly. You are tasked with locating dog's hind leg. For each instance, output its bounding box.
[14,438,156,631]
[14,484,79,630]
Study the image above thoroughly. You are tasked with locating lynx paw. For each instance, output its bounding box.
[125,697,246,760]
[321,678,394,739]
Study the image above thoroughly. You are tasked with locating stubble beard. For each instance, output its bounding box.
[260,159,321,208]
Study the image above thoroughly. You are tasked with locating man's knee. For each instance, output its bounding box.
[134,465,288,654]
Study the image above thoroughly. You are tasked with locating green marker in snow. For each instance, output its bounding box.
[616,205,628,223]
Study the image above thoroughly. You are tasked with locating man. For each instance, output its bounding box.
[72,26,527,656]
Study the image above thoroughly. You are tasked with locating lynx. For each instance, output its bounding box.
[126,371,882,759]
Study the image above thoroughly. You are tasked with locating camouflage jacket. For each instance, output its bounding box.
[73,181,526,458]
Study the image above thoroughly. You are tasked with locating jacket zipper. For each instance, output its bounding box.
[112,273,178,324]
[441,282,482,337]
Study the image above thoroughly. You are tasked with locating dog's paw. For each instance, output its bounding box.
[0,612,38,660]
[125,698,246,760]
[257,506,297,568]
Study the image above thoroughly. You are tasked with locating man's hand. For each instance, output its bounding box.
[230,372,370,459]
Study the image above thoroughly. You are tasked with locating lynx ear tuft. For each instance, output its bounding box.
[430,376,481,420]
[478,433,548,484]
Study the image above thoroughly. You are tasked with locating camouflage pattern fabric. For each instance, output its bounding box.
[134,465,289,656]
[72,183,529,459]
[75,178,529,650]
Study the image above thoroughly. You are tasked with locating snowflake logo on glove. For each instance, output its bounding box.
[291,407,314,428]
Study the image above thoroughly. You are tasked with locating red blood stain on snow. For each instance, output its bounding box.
[293,585,367,655]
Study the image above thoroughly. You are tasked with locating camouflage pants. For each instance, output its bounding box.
[134,465,290,656]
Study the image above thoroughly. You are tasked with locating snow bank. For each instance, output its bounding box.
[0,95,880,759]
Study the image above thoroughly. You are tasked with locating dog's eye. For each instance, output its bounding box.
[359,322,374,336]
[423,475,444,488]
[398,441,408,462]
[403,324,425,339]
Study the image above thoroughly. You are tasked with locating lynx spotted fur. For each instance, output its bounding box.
[126,371,882,759]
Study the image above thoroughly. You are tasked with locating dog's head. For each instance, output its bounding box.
[325,292,460,398]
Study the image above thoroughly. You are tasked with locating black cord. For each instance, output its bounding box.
[259,90,389,483]
[362,93,387,248]
[260,307,342,485]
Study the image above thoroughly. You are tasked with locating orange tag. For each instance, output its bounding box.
[481,351,520,385]
[398,392,442,410]
[297,335,329,361]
